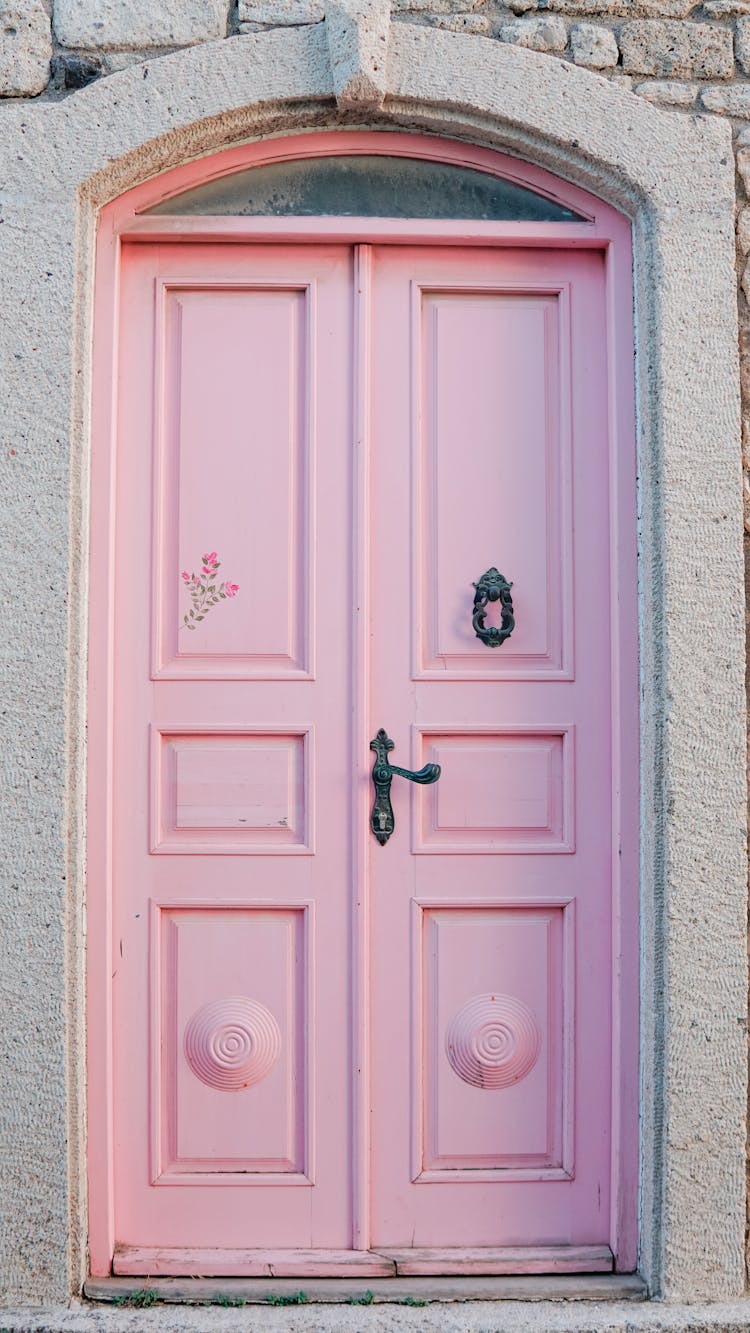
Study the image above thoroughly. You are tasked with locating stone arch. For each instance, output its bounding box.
[0,14,744,1305]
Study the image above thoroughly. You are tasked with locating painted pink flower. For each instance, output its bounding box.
[181,552,239,630]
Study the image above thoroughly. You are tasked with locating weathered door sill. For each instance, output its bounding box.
[85,1273,647,1306]
[111,1242,614,1278]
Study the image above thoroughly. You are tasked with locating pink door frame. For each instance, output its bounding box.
[87,130,639,1275]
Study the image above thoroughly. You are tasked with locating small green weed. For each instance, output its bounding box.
[350,1289,375,1305]
[401,1295,427,1307]
[265,1290,308,1306]
[112,1288,159,1308]
[215,1295,247,1307]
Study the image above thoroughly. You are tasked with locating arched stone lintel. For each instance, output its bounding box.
[0,23,732,217]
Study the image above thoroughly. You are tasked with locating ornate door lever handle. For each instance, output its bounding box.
[370,727,441,846]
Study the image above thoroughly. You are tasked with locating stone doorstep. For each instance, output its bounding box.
[9,1292,750,1333]
[84,1274,647,1305]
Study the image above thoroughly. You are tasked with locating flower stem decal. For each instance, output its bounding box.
[181,552,239,630]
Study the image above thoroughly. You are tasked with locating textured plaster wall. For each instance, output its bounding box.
[0,0,747,1316]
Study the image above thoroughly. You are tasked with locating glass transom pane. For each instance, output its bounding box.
[147,155,583,221]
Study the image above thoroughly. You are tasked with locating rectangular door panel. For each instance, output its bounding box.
[151,727,313,853]
[154,283,313,679]
[413,727,574,853]
[155,905,310,1182]
[413,284,572,679]
[417,903,571,1179]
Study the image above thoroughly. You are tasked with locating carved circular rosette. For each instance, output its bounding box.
[183,996,281,1091]
[445,992,541,1090]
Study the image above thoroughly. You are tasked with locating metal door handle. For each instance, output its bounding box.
[370,728,441,846]
[472,567,515,647]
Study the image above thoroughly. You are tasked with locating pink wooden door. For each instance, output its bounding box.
[111,242,358,1262]
[106,235,626,1272]
[367,246,612,1258]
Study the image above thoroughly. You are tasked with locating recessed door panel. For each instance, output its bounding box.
[418,904,570,1177]
[155,906,309,1180]
[414,286,571,679]
[151,728,312,853]
[154,283,312,678]
[413,728,573,853]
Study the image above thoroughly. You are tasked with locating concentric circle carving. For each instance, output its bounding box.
[445,992,541,1090]
[184,996,281,1091]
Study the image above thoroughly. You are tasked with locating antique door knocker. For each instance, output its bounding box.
[472,567,515,647]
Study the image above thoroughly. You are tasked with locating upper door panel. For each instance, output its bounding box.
[153,274,314,679]
[413,280,572,678]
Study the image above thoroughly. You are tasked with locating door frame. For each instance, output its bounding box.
[88,128,639,1276]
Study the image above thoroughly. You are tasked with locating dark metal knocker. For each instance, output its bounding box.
[370,728,441,846]
[472,567,515,648]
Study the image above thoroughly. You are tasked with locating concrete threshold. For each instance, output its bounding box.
[7,1292,750,1333]
[5,1290,750,1333]
[84,1273,647,1305]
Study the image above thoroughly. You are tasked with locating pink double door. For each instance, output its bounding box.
[108,237,623,1272]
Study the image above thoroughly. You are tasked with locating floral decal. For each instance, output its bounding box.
[181,552,239,630]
